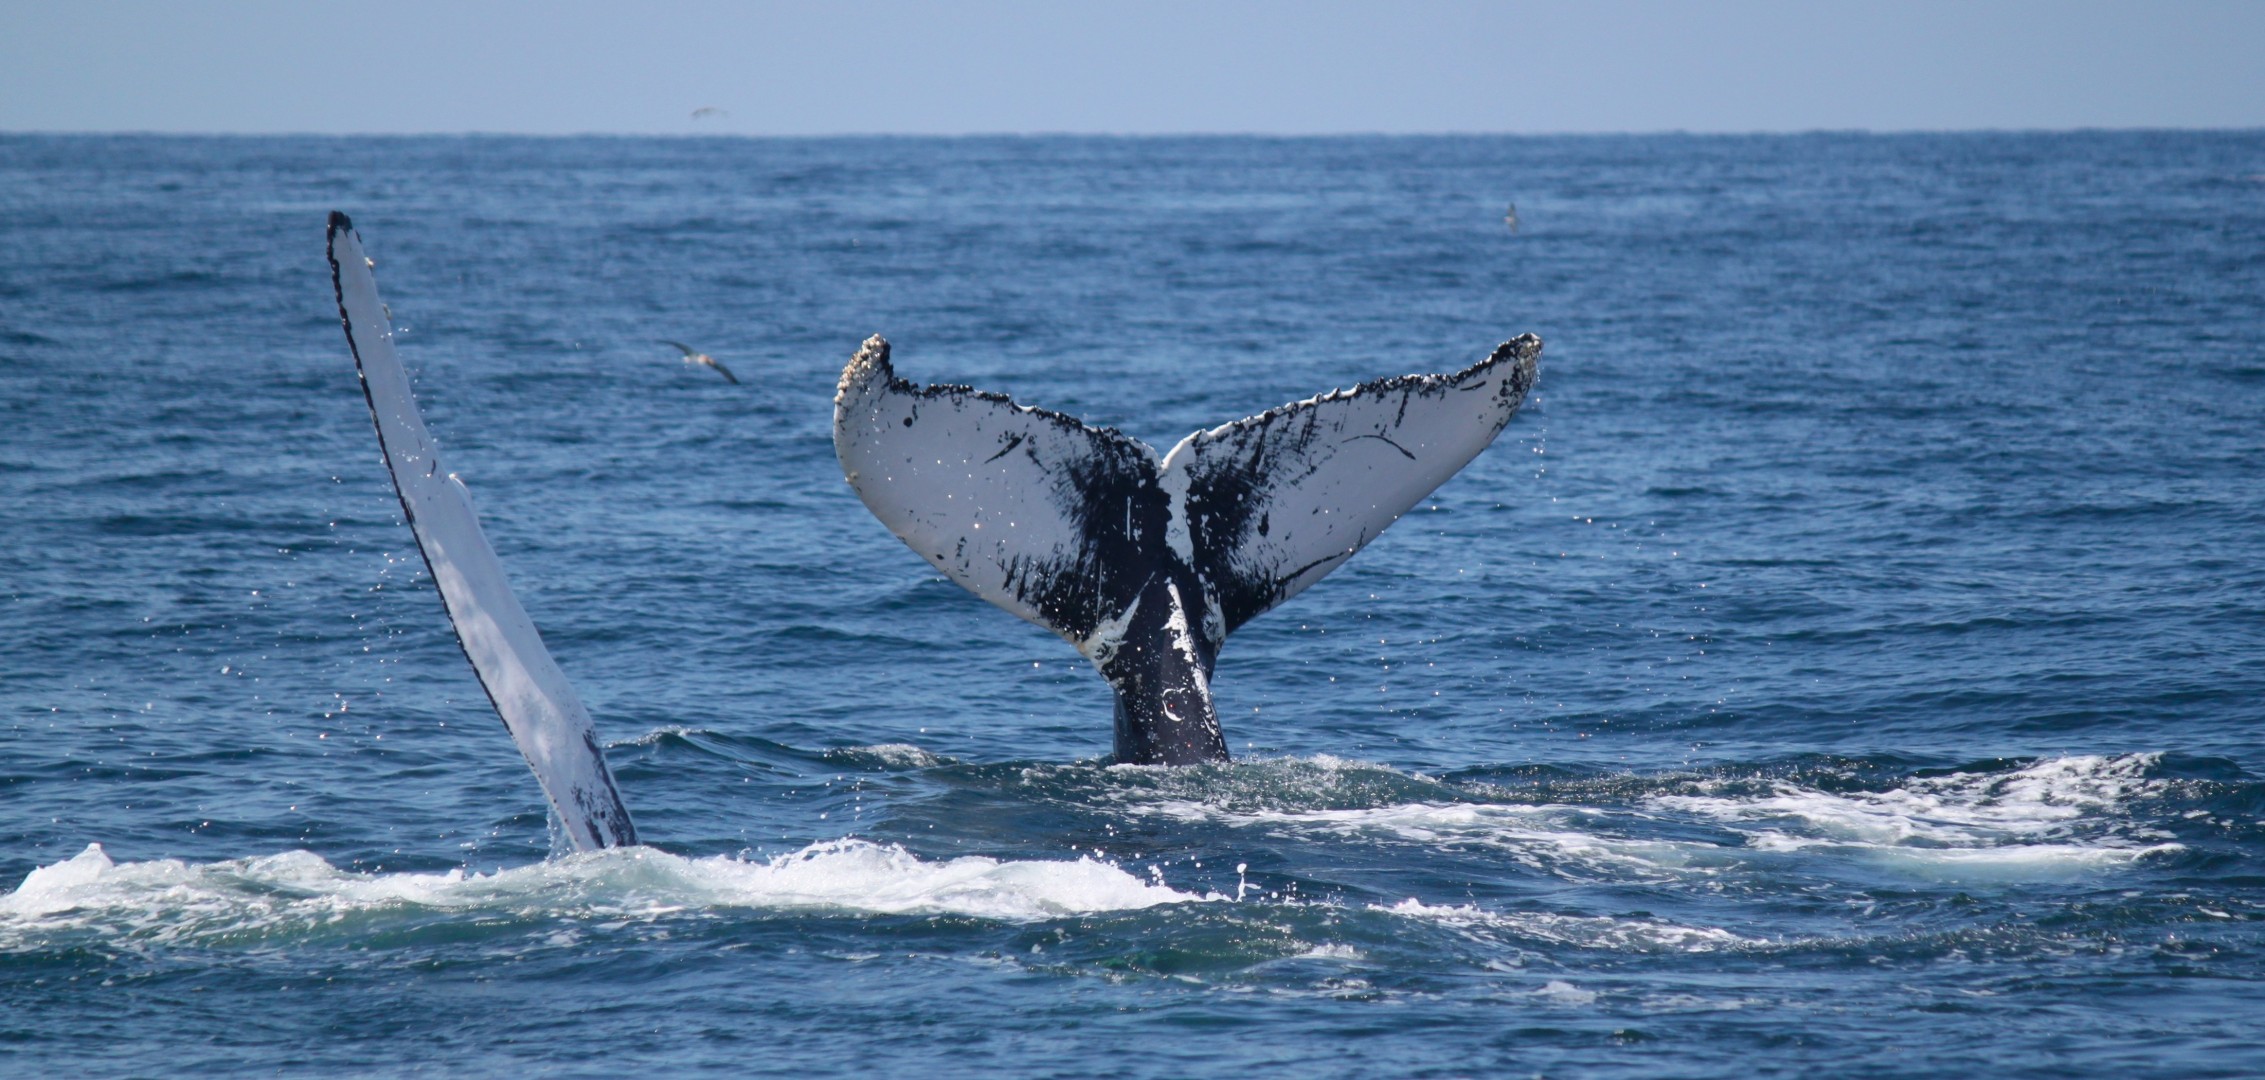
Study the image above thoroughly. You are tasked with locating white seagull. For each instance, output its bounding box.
[657,340,739,384]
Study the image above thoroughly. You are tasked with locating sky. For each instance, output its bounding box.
[3,0,2262,136]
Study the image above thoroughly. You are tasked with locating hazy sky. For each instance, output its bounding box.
[4,0,2261,135]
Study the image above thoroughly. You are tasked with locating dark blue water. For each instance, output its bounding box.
[3,133,2263,1077]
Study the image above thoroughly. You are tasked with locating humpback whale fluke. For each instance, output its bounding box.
[326,212,637,851]
[833,333,1541,766]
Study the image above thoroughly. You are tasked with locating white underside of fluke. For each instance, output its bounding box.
[833,333,1540,652]
[326,215,636,851]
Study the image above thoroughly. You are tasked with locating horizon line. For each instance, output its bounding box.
[7,124,2264,140]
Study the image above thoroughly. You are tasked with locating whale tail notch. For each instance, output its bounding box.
[833,334,1540,763]
[326,212,637,850]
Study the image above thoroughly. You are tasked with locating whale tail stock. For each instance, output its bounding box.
[326,212,636,850]
[832,334,1541,766]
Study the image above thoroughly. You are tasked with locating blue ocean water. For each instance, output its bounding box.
[2,132,2263,1077]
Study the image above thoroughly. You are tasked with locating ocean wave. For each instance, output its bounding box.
[824,743,958,770]
[0,838,1205,948]
[1123,754,2182,882]
[1145,798,1702,878]
[615,724,716,747]
[1646,753,2182,874]
[1026,753,1470,815]
[1376,897,1754,954]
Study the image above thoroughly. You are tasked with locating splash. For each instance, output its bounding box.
[1149,799,1699,878]
[1378,897,1753,954]
[1118,754,2181,883]
[825,743,956,770]
[1648,753,2182,875]
[1,838,1204,948]
[1039,753,1470,815]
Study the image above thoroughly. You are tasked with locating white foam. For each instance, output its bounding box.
[1378,897,1752,953]
[0,839,1205,946]
[1649,754,2181,875]
[833,743,951,769]
[1144,799,1706,877]
[1533,980,1598,1005]
[1130,754,2177,883]
[1653,754,2160,841]
[617,725,710,747]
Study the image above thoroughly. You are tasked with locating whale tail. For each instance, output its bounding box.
[327,212,637,850]
[832,334,1540,763]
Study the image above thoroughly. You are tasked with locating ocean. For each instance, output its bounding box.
[2,131,2261,1076]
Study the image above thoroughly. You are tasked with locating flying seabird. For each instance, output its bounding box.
[658,340,739,384]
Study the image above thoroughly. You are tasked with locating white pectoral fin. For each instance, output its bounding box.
[1170,335,1540,634]
[832,336,1162,647]
[326,212,636,851]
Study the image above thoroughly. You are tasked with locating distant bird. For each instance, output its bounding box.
[1503,203,1519,232]
[690,106,728,121]
[658,340,739,384]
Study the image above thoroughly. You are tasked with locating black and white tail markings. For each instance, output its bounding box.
[326,212,637,850]
[833,333,1541,766]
